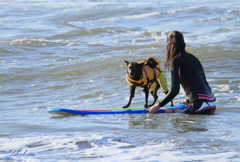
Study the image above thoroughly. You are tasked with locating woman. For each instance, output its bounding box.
[149,31,216,114]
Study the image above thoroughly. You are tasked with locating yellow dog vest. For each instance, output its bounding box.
[126,57,168,93]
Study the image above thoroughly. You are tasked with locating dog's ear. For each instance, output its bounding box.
[124,60,129,66]
[138,61,145,67]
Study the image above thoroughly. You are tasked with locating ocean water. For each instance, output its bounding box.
[0,0,240,161]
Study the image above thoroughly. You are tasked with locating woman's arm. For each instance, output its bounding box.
[159,56,181,107]
[149,56,181,113]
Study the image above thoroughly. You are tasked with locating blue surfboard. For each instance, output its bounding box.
[47,104,187,115]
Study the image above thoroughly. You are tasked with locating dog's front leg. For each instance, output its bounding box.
[143,85,149,108]
[123,85,136,108]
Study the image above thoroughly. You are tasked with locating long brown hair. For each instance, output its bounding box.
[165,31,186,69]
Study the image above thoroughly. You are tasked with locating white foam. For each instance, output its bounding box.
[216,84,231,92]
[123,12,160,19]
[113,39,118,44]
[235,96,240,102]
[11,38,82,46]
[100,12,160,22]
[0,134,239,161]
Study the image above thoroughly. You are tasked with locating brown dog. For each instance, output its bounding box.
[123,57,173,108]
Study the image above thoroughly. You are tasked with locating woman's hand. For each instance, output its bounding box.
[148,104,161,113]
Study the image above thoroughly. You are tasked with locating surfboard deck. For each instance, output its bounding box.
[47,104,187,116]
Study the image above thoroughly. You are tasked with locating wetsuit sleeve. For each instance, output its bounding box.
[158,57,180,107]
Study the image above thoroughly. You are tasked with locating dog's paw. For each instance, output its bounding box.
[122,105,129,108]
[144,105,149,108]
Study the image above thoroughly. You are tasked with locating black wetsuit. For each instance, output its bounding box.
[158,52,216,114]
